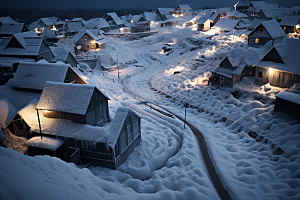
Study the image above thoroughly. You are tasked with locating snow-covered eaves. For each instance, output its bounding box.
[261,20,286,38]
[73,29,102,43]
[248,18,265,30]
[50,47,73,62]
[26,136,64,152]
[39,17,60,26]
[92,18,110,29]
[275,92,300,105]
[10,62,70,91]
[280,15,300,26]
[66,21,85,33]
[258,8,286,19]
[195,18,212,24]
[212,19,240,31]
[157,8,174,15]
[0,23,27,35]
[0,16,16,23]
[104,13,124,26]
[143,12,161,22]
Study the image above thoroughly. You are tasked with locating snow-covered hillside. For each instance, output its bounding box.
[1,24,299,200]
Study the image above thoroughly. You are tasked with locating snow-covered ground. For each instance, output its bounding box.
[1,25,300,200]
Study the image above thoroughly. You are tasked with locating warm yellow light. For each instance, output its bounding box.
[91,40,96,44]
[269,68,275,75]
[296,24,300,29]
[255,38,259,44]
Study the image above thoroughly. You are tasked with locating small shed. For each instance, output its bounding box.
[50,47,78,67]
[26,136,65,158]
[36,81,110,126]
[254,38,300,88]
[196,18,212,31]
[274,92,300,118]
[248,20,286,48]
[280,15,300,34]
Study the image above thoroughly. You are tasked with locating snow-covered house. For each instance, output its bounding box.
[247,18,265,31]
[96,53,117,71]
[176,4,193,16]
[247,1,280,17]
[211,45,268,87]
[131,15,150,33]
[0,16,16,24]
[41,28,61,44]
[38,17,61,30]
[0,31,54,62]
[156,8,174,19]
[256,8,286,20]
[91,18,110,33]
[65,21,85,36]
[212,19,240,33]
[103,13,125,30]
[248,20,286,47]
[74,29,105,54]
[195,18,212,31]
[143,11,161,23]
[280,15,300,34]
[10,62,86,92]
[159,14,178,27]
[36,81,110,126]
[254,38,300,88]
[209,12,222,25]
[0,23,29,38]
[274,92,300,118]
[50,47,78,67]
[234,0,248,11]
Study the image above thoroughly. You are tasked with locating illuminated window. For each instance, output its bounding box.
[255,38,259,44]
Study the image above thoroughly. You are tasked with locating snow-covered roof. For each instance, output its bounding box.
[249,1,267,10]
[248,18,265,30]
[178,4,192,10]
[73,29,102,43]
[50,47,74,63]
[280,15,300,26]
[258,8,286,19]
[0,16,16,23]
[104,13,124,26]
[84,21,97,29]
[66,21,85,33]
[143,12,161,22]
[260,20,286,38]
[0,32,44,57]
[275,92,300,105]
[36,81,109,115]
[18,99,110,143]
[26,136,64,151]
[209,12,220,21]
[10,62,70,91]
[0,23,26,35]
[39,17,60,26]
[157,8,173,15]
[219,7,232,12]
[256,38,300,74]
[227,11,239,17]
[236,12,248,18]
[107,106,140,147]
[0,98,18,128]
[235,0,248,7]
[41,28,56,38]
[212,19,240,31]
[97,53,117,69]
[195,18,212,24]
[92,18,110,28]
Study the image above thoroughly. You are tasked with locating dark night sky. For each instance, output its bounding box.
[2,0,299,10]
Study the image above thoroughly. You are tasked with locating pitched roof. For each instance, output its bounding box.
[260,20,286,38]
[258,8,286,19]
[178,4,192,10]
[36,81,109,115]
[0,23,27,35]
[10,62,70,90]
[256,38,300,74]
[157,8,174,15]
[143,12,161,22]
[275,92,300,105]
[66,21,85,33]
[212,19,240,31]
[195,18,212,24]
[0,16,16,23]
[50,47,75,62]
[280,15,300,26]
[91,18,110,28]
[249,1,267,10]
[73,29,101,43]
[104,13,124,25]
[248,18,266,30]
[39,17,60,26]
[0,32,44,57]
[41,28,57,38]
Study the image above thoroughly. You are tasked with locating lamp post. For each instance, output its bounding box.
[36,109,42,139]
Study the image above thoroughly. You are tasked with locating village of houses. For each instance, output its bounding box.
[0,1,300,200]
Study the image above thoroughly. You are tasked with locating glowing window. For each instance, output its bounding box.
[255,38,259,44]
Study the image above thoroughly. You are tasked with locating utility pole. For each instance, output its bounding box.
[36,109,42,139]
[184,107,186,129]
[117,55,119,79]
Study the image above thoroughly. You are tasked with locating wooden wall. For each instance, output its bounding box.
[255,67,269,85]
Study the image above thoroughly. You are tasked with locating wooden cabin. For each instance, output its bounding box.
[10,62,86,92]
[248,20,286,48]
[196,19,212,31]
[0,23,29,38]
[280,15,300,34]
[254,38,300,88]
[74,30,105,55]
[36,82,110,126]
[131,15,150,33]
[156,8,174,19]
[177,4,193,16]
[274,92,300,118]
[103,13,125,30]
[0,31,54,62]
